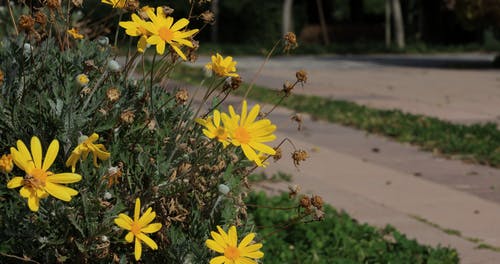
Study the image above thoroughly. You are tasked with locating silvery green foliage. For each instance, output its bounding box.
[0,36,250,263]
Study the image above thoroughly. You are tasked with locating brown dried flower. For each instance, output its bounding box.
[120,109,135,124]
[177,163,192,175]
[72,0,83,7]
[296,70,308,83]
[291,114,303,131]
[284,32,298,52]
[106,87,121,102]
[34,12,47,26]
[186,40,200,62]
[313,209,325,221]
[200,10,215,24]
[175,89,189,105]
[126,0,140,11]
[282,80,294,96]
[103,165,123,188]
[292,149,309,167]
[45,0,61,9]
[0,70,4,86]
[223,76,243,92]
[299,195,311,209]
[311,195,324,210]
[19,15,35,33]
[273,147,282,161]
[162,6,175,16]
[288,184,300,198]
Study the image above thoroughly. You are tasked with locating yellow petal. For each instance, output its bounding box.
[138,208,155,226]
[248,142,276,155]
[137,232,158,250]
[244,104,260,127]
[30,136,43,169]
[7,177,24,189]
[206,239,225,253]
[241,250,264,259]
[238,233,255,249]
[170,43,187,60]
[209,256,226,264]
[141,223,162,233]
[27,195,40,212]
[134,198,141,221]
[43,139,59,171]
[19,186,32,198]
[240,243,263,255]
[170,18,189,31]
[47,173,82,184]
[216,226,229,242]
[114,217,132,230]
[210,231,227,248]
[125,232,134,243]
[228,226,238,247]
[134,237,142,261]
[239,257,259,264]
[240,101,248,125]
[45,182,75,201]
[16,139,32,164]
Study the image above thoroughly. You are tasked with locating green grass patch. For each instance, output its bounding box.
[171,65,500,168]
[247,192,459,263]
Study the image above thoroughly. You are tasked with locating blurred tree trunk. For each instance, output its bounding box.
[211,0,219,42]
[392,0,405,48]
[385,0,392,47]
[316,0,330,45]
[282,0,294,36]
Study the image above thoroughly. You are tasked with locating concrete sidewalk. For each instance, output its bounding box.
[252,105,500,263]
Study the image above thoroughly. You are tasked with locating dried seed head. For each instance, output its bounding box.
[223,76,243,92]
[299,195,311,209]
[284,32,298,52]
[0,70,4,86]
[19,15,35,33]
[125,0,140,11]
[72,0,83,7]
[106,87,121,102]
[177,163,192,175]
[311,195,324,209]
[104,165,123,188]
[175,89,189,105]
[282,80,294,96]
[313,209,325,221]
[186,39,199,62]
[288,184,300,198]
[120,110,135,124]
[273,147,282,161]
[292,149,309,167]
[45,0,61,9]
[139,6,153,20]
[296,70,308,83]
[291,114,303,130]
[162,6,175,16]
[200,10,215,24]
[147,119,156,131]
[34,12,47,26]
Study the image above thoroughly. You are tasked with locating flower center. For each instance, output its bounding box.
[159,27,173,42]
[25,168,48,188]
[224,246,241,260]
[215,127,227,140]
[131,221,141,235]
[234,127,251,144]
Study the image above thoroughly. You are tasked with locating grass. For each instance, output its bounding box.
[170,64,500,168]
[247,192,459,263]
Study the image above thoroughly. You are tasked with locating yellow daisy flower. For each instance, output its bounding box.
[101,0,126,9]
[6,136,82,212]
[143,7,199,60]
[114,198,162,261]
[222,100,277,166]
[119,13,150,53]
[205,53,239,77]
[67,28,84,39]
[65,133,111,173]
[206,225,264,264]
[0,153,13,173]
[195,110,230,147]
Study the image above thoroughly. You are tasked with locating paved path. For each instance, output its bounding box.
[181,53,500,262]
[196,53,500,124]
